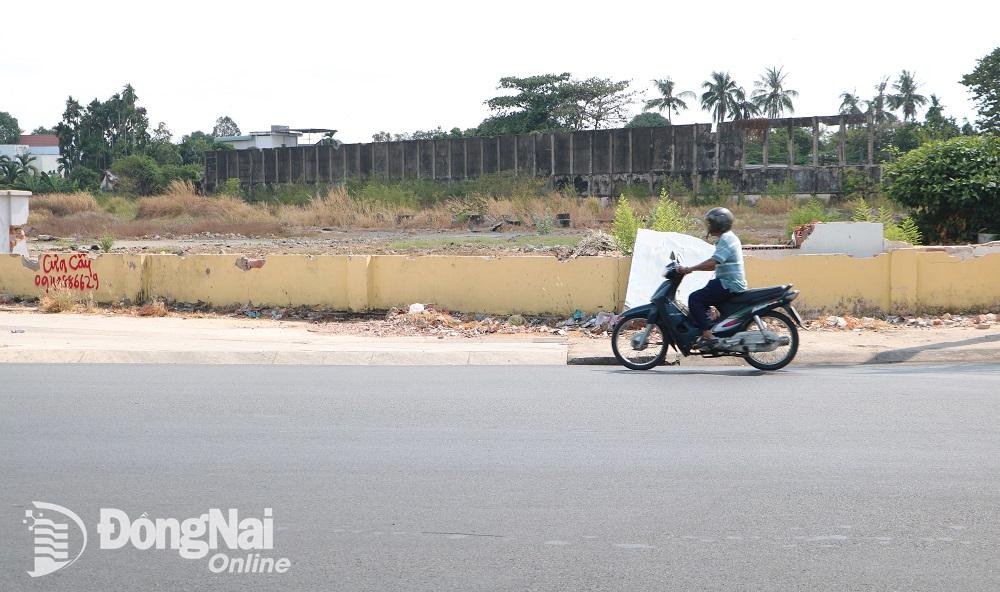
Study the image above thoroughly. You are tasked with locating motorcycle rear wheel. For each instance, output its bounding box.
[611,318,668,370]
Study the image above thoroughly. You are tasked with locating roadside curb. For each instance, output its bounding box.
[567,349,1000,366]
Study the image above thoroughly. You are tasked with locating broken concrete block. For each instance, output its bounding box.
[235,257,266,271]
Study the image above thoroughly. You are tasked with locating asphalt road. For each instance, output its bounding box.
[2,363,999,591]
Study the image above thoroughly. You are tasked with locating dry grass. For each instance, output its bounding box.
[24,182,792,244]
[137,300,168,317]
[755,197,796,215]
[30,192,101,217]
[136,181,272,221]
[38,288,86,313]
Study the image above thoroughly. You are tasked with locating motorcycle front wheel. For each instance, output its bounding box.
[611,318,668,370]
[742,310,799,371]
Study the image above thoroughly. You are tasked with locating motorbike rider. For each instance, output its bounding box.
[675,207,747,350]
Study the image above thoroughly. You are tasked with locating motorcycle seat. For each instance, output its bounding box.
[727,284,791,304]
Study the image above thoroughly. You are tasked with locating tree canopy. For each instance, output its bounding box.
[961,47,1000,132]
[0,111,21,144]
[212,115,241,137]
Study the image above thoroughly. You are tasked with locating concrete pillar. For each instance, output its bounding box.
[812,117,819,168]
[691,125,699,192]
[713,124,720,182]
[762,125,770,171]
[447,139,452,180]
[0,190,31,255]
[838,115,847,167]
[787,122,795,169]
[550,133,556,180]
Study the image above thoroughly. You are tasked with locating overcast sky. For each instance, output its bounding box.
[4,0,997,143]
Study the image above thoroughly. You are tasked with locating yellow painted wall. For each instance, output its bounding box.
[0,253,144,303]
[367,256,630,314]
[1,250,998,314]
[745,253,892,313]
[143,254,354,308]
[913,250,1000,311]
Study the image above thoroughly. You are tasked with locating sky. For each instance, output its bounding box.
[4,0,997,144]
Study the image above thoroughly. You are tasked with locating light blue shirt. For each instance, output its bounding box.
[712,231,747,292]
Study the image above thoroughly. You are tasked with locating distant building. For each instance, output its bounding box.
[0,134,61,174]
[215,125,301,150]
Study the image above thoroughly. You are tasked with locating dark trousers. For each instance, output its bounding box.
[689,279,733,332]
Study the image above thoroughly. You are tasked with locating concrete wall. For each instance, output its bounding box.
[2,250,999,316]
[203,114,874,197]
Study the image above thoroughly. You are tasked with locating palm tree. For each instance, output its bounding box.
[838,90,863,116]
[864,77,898,124]
[644,78,696,123]
[751,67,798,119]
[15,153,38,177]
[730,87,760,120]
[888,70,928,122]
[701,71,741,123]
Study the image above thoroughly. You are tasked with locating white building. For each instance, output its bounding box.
[215,125,301,150]
[0,134,61,174]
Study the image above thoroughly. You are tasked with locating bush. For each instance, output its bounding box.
[110,155,164,195]
[883,135,1000,242]
[690,179,734,206]
[611,195,640,254]
[98,232,115,252]
[763,177,797,200]
[161,163,202,186]
[648,189,692,233]
[786,198,840,233]
[851,198,923,245]
[219,178,242,197]
[96,194,138,219]
[70,166,101,191]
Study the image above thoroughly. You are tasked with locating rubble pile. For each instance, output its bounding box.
[811,312,998,332]
[302,304,620,339]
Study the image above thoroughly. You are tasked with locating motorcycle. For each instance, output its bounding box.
[611,252,804,371]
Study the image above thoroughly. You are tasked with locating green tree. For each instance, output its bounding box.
[0,111,21,144]
[558,77,637,130]
[865,78,898,124]
[480,73,574,135]
[730,86,760,121]
[626,112,670,128]
[922,95,961,141]
[31,126,57,135]
[700,71,741,123]
[110,154,164,195]
[212,115,241,137]
[883,135,1000,242]
[55,84,150,173]
[319,130,340,146]
[643,78,695,123]
[147,122,182,165]
[178,131,231,165]
[0,153,37,185]
[751,67,798,119]
[961,47,1000,132]
[839,90,864,116]
[888,70,928,122]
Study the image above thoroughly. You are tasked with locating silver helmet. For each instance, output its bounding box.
[704,207,734,235]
